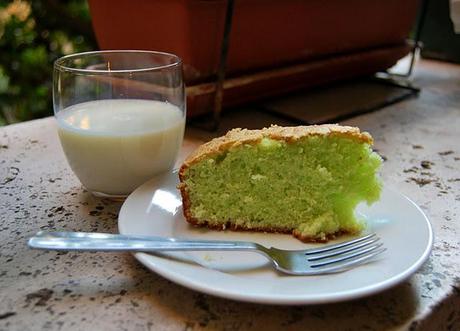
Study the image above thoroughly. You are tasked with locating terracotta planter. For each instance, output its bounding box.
[88,0,418,116]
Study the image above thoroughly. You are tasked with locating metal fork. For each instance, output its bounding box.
[28,231,385,275]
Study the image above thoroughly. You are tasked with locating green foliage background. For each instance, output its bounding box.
[0,0,97,126]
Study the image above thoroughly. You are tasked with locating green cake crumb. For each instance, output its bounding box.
[183,135,382,241]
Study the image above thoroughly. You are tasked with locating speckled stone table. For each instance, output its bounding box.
[1,59,459,331]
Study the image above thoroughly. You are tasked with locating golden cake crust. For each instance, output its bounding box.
[181,124,372,168]
[178,124,373,242]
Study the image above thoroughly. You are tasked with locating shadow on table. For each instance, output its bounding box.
[119,256,420,331]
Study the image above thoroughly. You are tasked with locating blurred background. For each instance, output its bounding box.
[1,0,459,126]
[0,0,96,125]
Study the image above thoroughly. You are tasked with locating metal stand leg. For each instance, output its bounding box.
[375,0,429,90]
[191,0,235,131]
[212,0,235,130]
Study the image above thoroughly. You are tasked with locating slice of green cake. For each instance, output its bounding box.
[178,124,382,242]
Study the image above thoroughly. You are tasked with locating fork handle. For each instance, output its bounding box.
[28,231,260,253]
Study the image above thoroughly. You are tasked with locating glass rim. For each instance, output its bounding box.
[54,50,182,74]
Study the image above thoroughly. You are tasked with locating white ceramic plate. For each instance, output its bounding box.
[118,171,433,305]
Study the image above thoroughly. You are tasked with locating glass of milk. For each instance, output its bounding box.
[53,50,185,198]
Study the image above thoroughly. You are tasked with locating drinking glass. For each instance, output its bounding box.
[53,50,185,199]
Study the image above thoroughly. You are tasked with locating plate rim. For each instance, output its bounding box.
[118,174,433,305]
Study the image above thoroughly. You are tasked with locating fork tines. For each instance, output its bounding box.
[306,233,386,273]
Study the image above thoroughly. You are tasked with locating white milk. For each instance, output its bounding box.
[56,99,185,196]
